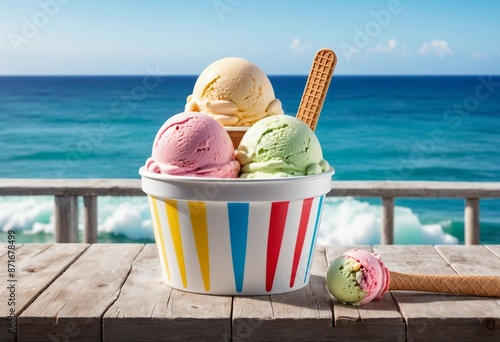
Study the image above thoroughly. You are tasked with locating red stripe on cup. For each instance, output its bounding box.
[290,198,314,287]
[266,201,290,292]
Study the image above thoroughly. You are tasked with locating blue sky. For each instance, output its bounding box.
[1,0,499,75]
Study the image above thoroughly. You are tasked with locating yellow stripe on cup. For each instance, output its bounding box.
[165,199,188,288]
[149,196,171,281]
[188,201,210,291]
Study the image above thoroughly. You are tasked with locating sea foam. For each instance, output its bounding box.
[317,197,458,245]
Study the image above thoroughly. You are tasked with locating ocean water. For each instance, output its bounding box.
[1,76,499,244]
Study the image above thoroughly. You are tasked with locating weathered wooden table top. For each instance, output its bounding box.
[1,244,499,342]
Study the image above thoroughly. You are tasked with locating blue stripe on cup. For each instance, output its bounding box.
[303,195,324,283]
[227,203,249,293]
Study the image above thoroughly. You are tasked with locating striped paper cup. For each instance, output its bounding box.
[139,166,334,295]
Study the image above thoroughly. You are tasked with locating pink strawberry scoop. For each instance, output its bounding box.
[146,112,240,178]
[326,249,390,306]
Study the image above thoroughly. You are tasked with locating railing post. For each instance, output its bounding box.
[83,196,98,243]
[54,195,78,243]
[381,197,394,245]
[464,197,480,245]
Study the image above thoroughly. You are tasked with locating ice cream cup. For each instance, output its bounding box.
[224,126,248,149]
[139,166,334,295]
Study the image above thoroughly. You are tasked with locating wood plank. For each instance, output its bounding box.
[325,245,405,341]
[54,195,78,243]
[2,179,500,198]
[436,245,500,309]
[0,179,144,196]
[435,245,500,276]
[0,243,88,342]
[103,244,232,341]
[18,244,144,342]
[464,198,480,245]
[485,245,500,258]
[0,243,24,258]
[381,198,395,244]
[329,181,500,198]
[232,247,333,341]
[374,245,500,341]
[83,196,98,243]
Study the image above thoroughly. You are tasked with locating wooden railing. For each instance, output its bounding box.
[1,179,499,245]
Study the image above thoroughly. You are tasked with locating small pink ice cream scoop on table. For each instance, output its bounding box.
[146,112,240,178]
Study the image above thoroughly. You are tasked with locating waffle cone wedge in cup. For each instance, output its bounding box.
[389,272,500,297]
[225,127,248,149]
[296,48,337,132]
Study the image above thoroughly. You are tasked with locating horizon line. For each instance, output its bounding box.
[1,74,499,77]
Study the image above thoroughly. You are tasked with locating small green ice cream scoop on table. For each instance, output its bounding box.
[326,255,367,305]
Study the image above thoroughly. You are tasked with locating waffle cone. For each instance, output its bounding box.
[296,48,337,132]
[389,271,500,297]
[226,129,247,149]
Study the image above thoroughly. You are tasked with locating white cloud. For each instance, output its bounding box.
[289,38,313,54]
[367,39,397,53]
[417,40,453,58]
[399,44,412,56]
[470,51,490,60]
